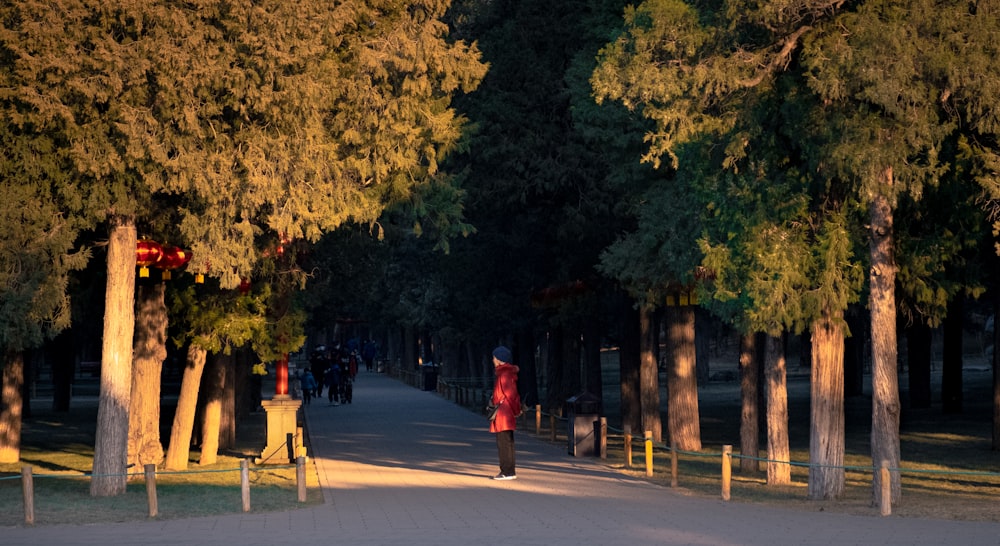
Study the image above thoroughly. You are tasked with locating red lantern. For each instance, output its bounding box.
[239,278,251,295]
[156,245,192,280]
[136,240,163,278]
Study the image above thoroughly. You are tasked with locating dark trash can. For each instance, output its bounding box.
[422,364,438,391]
[565,391,602,457]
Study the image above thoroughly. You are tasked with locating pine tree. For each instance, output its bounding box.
[593,0,1000,502]
[1,0,485,494]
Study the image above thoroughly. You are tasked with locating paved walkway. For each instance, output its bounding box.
[5,371,1000,545]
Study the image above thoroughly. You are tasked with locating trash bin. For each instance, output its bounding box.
[422,364,438,391]
[566,391,602,456]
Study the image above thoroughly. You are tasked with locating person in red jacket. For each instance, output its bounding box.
[489,345,521,480]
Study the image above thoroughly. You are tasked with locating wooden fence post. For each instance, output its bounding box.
[296,456,307,503]
[644,431,653,477]
[670,439,678,488]
[624,426,632,469]
[598,417,607,459]
[535,405,542,435]
[241,458,251,513]
[721,445,732,501]
[550,414,557,442]
[879,460,892,516]
[21,466,33,526]
[145,464,158,517]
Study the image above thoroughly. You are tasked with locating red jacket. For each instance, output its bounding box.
[489,363,521,433]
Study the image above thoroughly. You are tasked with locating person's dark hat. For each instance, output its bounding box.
[492,346,513,364]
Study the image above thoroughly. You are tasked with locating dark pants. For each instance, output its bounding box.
[495,430,515,476]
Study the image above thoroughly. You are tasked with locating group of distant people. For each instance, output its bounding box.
[297,339,378,406]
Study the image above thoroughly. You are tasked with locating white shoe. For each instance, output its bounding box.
[492,473,517,481]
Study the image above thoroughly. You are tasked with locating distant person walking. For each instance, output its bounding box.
[300,369,317,405]
[489,345,521,480]
[362,339,377,372]
[325,362,342,405]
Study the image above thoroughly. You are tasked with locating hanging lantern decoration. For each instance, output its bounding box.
[156,245,192,280]
[195,260,209,284]
[136,240,164,278]
[239,277,251,295]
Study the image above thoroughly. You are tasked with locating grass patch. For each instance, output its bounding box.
[0,403,322,528]
[522,369,1000,523]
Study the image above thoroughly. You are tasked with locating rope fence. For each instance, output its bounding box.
[428,375,1000,517]
[1,435,308,526]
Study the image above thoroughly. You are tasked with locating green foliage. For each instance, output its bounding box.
[594,0,1000,336]
[168,282,270,356]
[0,123,89,352]
[1,0,487,286]
[1,0,487,366]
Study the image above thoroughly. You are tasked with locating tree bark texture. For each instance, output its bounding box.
[619,302,642,437]
[0,350,24,463]
[941,296,964,414]
[906,320,932,409]
[807,315,845,499]
[739,334,760,473]
[639,305,662,443]
[164,344,207,470]
[666,304,701,451]
[869,184,902,503]
[128,282,167,474]
[91,219,136,497]
[199,353,226,465]
[764,334,790,485]
[220,351,236,449]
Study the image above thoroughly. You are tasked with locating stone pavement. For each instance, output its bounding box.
[5,371,1000,545]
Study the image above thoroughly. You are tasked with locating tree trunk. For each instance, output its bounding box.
[91,218,136,497]
[560,323,583,398]
[516,329,538,408]
[869,182,901,504]
[199,353,226,465]
[128,282,167,474]
[906,320,932,409]
[584,318,603,398]
[619,302,642,436]
[666,304,700,451]
[639,305,662,442]
[220,351,236,449]
[941,296,964,414]
[807,314,845,499]
[739,333,760,473]
[764,333,790,485]
[164,344,208,470]
[0,349,25,463]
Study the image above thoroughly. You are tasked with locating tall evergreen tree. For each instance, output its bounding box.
[593,0,1000,502]
[1,0,485,494]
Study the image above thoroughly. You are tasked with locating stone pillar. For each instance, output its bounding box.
[256,395,301,464]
